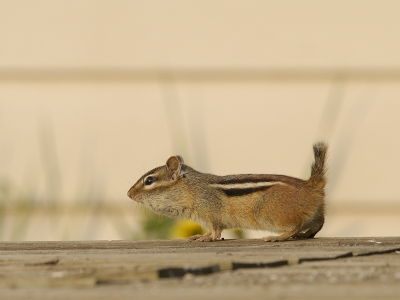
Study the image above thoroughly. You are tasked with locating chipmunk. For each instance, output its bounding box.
[127,142,328,242]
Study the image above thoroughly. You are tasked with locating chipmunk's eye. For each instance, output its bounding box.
[144,176,155,186]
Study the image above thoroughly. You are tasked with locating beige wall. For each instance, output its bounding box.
[0,1,399,240]
[1,1,400,69]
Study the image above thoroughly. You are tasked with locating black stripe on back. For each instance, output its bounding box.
[222,186,273,197]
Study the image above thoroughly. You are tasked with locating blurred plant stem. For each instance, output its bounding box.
[137,207,175,239]
[0,179,36,240]
[160,76,190,161]
[0,118,108,241]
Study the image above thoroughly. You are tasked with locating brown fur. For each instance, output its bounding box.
[127,142,328,242]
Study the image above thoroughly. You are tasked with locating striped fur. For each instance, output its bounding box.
[210,181,287,189]
[210,180,285,197]
[128,142,328,242]
[221,186,273,197]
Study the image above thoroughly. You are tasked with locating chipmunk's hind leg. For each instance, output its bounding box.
[263,217,323,242]
[292,205,325,239]
[263,224,303,242]
[263,206,325,242]
[293,215,324,239]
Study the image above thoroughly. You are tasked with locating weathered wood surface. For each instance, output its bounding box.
[0,237,400,299]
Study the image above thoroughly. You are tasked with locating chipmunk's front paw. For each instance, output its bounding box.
[188,232,217,242]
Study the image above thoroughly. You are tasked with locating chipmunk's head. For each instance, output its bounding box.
[127,156,190,218]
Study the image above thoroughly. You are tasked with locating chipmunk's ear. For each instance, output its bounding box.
[166,156,184,180]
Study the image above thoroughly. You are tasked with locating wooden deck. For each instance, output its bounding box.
[1,237,400,299]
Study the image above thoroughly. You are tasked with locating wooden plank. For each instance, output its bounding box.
[0,237,399,299]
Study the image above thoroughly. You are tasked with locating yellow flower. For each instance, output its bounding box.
[169,220,205,239]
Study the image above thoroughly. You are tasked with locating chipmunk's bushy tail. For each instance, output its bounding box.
[308,141,328,189]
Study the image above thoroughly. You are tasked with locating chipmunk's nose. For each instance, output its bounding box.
[127,188,133,199]
[127,187,141,202]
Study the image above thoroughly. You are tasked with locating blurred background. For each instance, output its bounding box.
[0,1,399,241]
